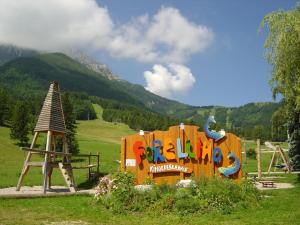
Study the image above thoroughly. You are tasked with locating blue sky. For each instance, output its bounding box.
[0,0,296,107]
[92,0,296,106]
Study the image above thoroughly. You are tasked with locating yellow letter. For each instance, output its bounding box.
[163,138,176,160]
[202,141,212,162]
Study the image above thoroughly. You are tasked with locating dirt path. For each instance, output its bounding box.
[0,186,95,198]
[255,182,294,190]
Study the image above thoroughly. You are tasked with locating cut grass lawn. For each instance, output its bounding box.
[0,104,134,188]
[0,104,299,224]
[0,175,299,225]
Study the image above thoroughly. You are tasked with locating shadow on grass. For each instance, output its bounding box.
[77,172,108,189]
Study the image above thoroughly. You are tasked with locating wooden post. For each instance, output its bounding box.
[277,145,290,172]
[268,146,276,174]
[149,133,154,180]
[179,128,184,180]
[62,135,69,163]
[88,152,91,180]
[97,152,100,174]
[120,138,126,172]
[243,139,247,165]
[16,132,39,191]
[256,139,262,179]
[43,131,52,194]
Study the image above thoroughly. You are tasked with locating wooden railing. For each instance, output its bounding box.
[21,147,72,156]
[21,147,100,180]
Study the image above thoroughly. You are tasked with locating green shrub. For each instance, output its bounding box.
[246,148,257,159]
[96,173,261,215]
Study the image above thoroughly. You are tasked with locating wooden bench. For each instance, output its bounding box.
[261,181,275,188]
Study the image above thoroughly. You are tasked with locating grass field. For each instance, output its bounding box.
[0,104,134,188]
[0,175,299,225]
[0,104,299,224]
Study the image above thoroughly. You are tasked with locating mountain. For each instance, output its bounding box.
[0,48,280,139]
[0,45,200,116]
[0,44,119,81]
[0,44,38,66]
[63,48,119,80]
[0,50,191,114]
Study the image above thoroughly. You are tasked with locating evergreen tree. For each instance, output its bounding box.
[0,87,10,126]
[10,101,30,146]
[62,93,79,154]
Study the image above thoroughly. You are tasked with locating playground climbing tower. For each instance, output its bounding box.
[16,81,76,193]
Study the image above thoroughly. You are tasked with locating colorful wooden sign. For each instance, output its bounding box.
[120,124,242,185]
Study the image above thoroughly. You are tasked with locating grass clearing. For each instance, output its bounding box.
[0,104,134,188]
[0,104,299,224]
[0,175,299,224]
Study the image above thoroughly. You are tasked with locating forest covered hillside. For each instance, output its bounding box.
[0,48,281,140]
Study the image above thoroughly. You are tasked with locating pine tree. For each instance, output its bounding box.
[10,101,30,146]
[0,87,10,126]
[61,93,79,154]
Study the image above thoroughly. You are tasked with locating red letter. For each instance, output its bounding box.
[133,141,144,165]
[196,138,203,159]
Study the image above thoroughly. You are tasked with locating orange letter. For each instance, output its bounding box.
[163,138,176,160]
[202,141,212,162]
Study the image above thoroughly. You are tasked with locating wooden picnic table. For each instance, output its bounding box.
[261,180,275,188]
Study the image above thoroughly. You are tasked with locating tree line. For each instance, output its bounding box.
[0,86,83,154]
[0,84,288,151]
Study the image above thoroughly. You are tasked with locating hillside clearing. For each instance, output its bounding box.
[0,104,134,188]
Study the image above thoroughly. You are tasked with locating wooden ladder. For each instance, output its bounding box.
[58,162,76,193]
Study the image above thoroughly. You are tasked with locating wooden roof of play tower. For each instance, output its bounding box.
[34,81,66,134]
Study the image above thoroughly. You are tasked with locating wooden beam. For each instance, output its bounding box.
[256,139,262,179]
[20,147,72,156]
[43,131,52,194]
[27,162,44,167]
[277,145,291,172]
[120,137,126,172]
[268,147,277,174]
[16,132,39,191]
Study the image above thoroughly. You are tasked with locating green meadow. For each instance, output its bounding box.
[0,104,299,224]
[0,176,299,225]
[0,104,134,188]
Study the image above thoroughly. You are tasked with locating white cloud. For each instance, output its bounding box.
[144,64,196,98]
[108,7,214,63]
[0,0,113,51]
[0,0,213,63]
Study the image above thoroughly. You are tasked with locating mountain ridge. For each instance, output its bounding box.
[0,45,280,140]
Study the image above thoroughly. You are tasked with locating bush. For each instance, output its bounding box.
[246,148,257,159]
[95,173,261,215]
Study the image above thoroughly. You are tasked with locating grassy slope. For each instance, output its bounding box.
[76,104,135,176]
[0,104,135,188]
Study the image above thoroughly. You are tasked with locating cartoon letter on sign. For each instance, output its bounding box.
[133,141,144,165]
[196,138,203,160]
[153,140,166,163]
[163,138,176,160]
[177,138,188,159]
[218,151,240,177]
[204,116,226,141]
[202,141,212,162]
[186,140,195,159]
[212,147,222,164]
[145,147,154,162]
